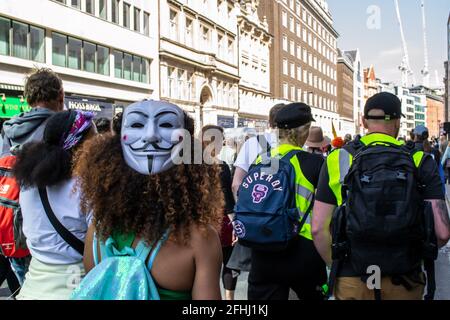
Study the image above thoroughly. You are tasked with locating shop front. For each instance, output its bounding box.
[238,117,269,129]
[0,95,31,119]
[65,96,114,119]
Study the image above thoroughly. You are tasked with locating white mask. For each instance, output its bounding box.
[121,100,185,175]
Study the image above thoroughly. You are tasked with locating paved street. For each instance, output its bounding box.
[2,188,450,301]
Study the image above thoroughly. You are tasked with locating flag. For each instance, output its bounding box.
[331,121,337,139]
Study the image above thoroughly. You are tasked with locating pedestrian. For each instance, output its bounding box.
[111,112,123,135]
[305,126,331,157]
[0,254,20,299]
[93,117,111,134]
[439,133,448,156]
[0,68,65,286]
[232,104,285,197]
[71,100,223,300]
[202,125,239,300]
[344,134,352,145]
[312,92,450,300]
[13,110,96,300]
[235,103,327,300]
[441,142,450,185]
[227,104,285,278]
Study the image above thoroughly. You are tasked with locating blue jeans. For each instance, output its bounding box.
[9,255,31,285]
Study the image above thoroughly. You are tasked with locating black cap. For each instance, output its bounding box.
[274,103,315,129]
[364,92,404,120]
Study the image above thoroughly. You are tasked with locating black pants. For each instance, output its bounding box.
[0,255,20,297]
[222,246,238,291]
[248,237,327,300]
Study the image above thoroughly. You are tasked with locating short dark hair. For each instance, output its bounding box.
[269,104,285,128]
[24,68,63,106]
[94,117,111,134]
[111,112,123,135]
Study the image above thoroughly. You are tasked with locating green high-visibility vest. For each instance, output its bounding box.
[256,144,315,240]
[326,133,425,206]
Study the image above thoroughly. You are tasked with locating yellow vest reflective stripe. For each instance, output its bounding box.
[327,134,425,206]
[256,144,315,240]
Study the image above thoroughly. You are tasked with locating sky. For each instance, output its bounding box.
[327,0,449,87]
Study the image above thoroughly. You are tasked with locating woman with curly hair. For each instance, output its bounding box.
[13,110,96,300]
[73,100,224,300]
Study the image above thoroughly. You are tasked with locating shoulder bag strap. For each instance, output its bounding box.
[38,187,84,256]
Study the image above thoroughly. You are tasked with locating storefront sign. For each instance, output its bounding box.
[0,97,31,119]
[217,116,235,128]
[65,97,114,119]
[238,118,268,129]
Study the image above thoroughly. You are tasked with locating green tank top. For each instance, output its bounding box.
[112,232,192,300]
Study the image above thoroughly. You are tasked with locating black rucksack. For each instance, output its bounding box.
[329,139,438,299]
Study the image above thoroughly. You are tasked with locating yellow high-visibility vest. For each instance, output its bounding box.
[326,133,425,206]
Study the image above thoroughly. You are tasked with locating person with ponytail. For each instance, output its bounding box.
[13,110,96,300]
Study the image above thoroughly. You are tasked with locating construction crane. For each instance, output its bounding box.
[420,0,430,87]
[394,0,414,87]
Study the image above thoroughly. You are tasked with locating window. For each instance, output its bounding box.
[123,2,131,28]
[134,7,140,32]
[291,86,296,100]
[218,33,224,58]
[29,26,45,62]
[282,11,287,27]
[12,21,28,60]
[144,13,150,36]
[201,25,210,50]
[113,49,149,83]
[99,0,107,19]
[83,41,96,73]
[112,0,119,24]
[185,17,193,46]
[114,50,123,78]
[85,0,95,15]
[290,40,295,56]
[282,35,287,51]
[97,45,109,76]
[68,37,82,69]
[52,32,110,76]
[283,83,288,99]
[297,65,302,80]
[290,62,295,78]
[283,59,288,75]
[169,10,178,41]
[289,17,294,33]
[52,32,67,67]
[71,0,80,9]
[296,22,300,37]
[227,39,234,63]
[0,17,10,56]
[296,45,301,59]
[133,56,141,82]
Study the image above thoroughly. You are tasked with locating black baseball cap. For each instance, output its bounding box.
[364,92,404,120]
[274,103,315,129]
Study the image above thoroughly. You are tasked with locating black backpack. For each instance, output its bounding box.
[329,138,438,300]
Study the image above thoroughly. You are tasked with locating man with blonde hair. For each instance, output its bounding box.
[237,103,327,300]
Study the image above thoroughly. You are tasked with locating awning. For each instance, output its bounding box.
[0,83,24,91]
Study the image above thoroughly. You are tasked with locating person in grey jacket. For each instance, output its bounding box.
[2,68,65,156]
[0,68,65,288]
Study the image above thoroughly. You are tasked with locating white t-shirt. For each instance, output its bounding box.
[20,179,91,265]
[234,132,278,172]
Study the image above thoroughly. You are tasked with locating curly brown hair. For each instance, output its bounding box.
[24,68,63,107]
[73,133,224,245]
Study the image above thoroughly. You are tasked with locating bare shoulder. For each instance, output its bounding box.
[189,224,221,254]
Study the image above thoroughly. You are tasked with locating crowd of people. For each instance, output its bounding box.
[0,67,449,301]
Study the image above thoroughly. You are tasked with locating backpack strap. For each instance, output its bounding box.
[38,187,84,256]
[147,230,170,271]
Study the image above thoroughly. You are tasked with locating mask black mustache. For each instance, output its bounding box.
[130,142,175,152]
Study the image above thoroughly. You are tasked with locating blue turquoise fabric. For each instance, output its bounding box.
[71,231,169,300]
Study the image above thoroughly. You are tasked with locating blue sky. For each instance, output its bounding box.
[327,0,449,87]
